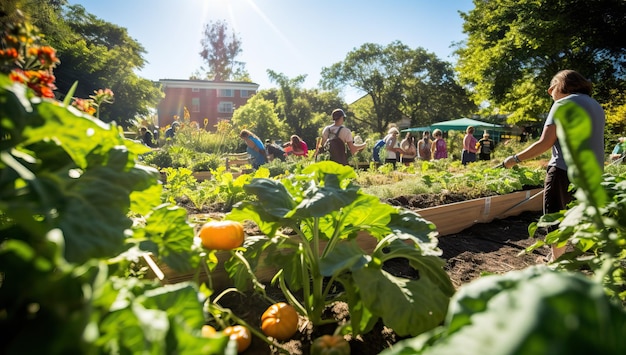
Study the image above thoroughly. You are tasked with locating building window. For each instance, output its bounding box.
[218,101,234,113]
[191,98,200,112]
[192,87,200,92]
[218,89,234,97]
[241,90,254,98]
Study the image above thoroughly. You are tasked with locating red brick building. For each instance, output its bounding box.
[157,79,259,131]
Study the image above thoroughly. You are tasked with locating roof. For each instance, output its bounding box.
[402,118,512,133]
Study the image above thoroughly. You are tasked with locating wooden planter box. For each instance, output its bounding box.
[144,188,543,287]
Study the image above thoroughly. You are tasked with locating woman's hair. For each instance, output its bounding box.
[388,127,400,135]
[290,135,302,144]
[433,129,443,137]
[466,126,475,134]
[550,70,593,95]
[239,129,256,139]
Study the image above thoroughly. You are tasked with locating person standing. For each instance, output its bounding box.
[503,69,605,262]
[461,126,478,165]
[384,127,403,168]
[418,131,432,161]
[400,132,417,163]
[477,132,495,161]
[239,129,267,169]
[431,129,448,160]
[320,109,366,165]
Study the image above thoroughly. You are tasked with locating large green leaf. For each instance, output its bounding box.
[353,262,452,337]
[139,204,197,273]
[242,178,295,218]
[382,267,626,355]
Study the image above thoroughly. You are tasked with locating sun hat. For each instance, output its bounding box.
[331,109,346,120]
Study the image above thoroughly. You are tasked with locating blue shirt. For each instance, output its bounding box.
[246,136,266,168]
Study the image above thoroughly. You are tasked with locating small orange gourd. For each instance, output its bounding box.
[260,302,299,340]
[223,325,251,353]
[199,220,245,250]
[310,335,351,355]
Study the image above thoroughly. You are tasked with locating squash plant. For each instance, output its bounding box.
[224,161,455,337]
[0,69,231,353]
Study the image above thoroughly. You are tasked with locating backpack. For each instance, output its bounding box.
[372,139,386,162]
[324,126,347,165]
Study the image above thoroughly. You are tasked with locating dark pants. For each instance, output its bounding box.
[461,150,476,165]
[544,166,573,215]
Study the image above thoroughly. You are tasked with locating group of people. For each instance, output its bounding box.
[239,131,309,169]
[372,124,499,167]
[462,127,496,165]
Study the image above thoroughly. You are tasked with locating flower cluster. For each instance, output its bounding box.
[71,88,115,118]
[1,13,60,98]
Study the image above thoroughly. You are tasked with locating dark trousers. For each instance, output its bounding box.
[543,166,574,235]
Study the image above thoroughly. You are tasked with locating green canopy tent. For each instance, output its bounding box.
[400,126,432,133]
[402,118,520,143]
[430,118,503,132]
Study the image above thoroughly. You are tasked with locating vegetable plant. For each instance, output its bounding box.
[0,16,231,353]
[224,161,455,337]
[381,267,626,355]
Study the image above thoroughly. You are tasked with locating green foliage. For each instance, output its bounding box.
[28,3,163,127]
[224,162,455,337]
[456,0,626,123]
[381,267,626,355]
[0,74,229,354]
[231,94,286,142]
[320,41,476,131]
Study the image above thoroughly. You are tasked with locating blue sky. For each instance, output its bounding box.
[68,0,475,102]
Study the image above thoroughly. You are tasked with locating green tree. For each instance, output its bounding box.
[15,2,163,127]
[456,0,626,124]
[199,20,249,81]
[320,41,475,134]
[231,95,286,143]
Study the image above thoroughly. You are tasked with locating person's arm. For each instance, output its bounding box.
[347,140,366,154]
[431,140,436,159]
[503,124,557,168]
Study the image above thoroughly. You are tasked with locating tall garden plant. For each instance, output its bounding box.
[224,161,455,336]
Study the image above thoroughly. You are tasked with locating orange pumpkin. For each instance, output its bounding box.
[310,335,351,355]
[223,325,251,353]
[200,324,216,337]
[199,220,245,250]
[260,302,299,340]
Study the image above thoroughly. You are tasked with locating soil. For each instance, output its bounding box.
[187,194,548,354]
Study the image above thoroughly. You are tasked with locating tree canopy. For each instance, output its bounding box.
[199,20,249,82]
[4,1,163,128]
[456,0,626,124]
[320,41,475,134]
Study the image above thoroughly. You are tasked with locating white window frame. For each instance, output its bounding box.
[218,101,234,113]
[191,98,200,112]
[218,89,234,97]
